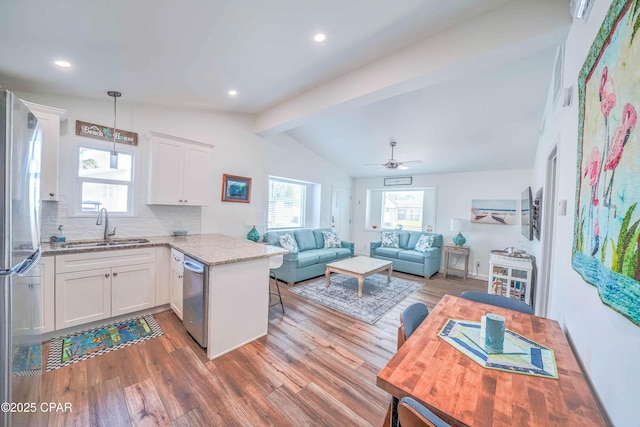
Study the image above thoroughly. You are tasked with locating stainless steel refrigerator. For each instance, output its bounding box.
[0,89,42,427]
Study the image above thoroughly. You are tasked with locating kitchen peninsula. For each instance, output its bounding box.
[42,234,287,360]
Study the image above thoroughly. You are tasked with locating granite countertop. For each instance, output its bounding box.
[41,233,288,267]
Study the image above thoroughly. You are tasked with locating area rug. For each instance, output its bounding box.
[290,273,423,324]
[12,343,42,376]
[46,315,163,372]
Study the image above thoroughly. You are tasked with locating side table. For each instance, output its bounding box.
[444,245,470,281]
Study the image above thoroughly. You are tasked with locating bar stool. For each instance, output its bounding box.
[269,255,284,314]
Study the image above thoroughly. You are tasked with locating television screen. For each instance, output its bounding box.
[521,187,533,240]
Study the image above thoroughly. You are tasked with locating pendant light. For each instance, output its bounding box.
[107,90,121,169]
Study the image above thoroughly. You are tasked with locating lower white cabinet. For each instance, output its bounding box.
[488,253,535,306]
[111,263,156,316]
[12,256,55,334]
[170,249,184,320]
[55,248,157,330]
[56,268,111,330]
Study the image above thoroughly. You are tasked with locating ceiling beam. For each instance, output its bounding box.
[254,0,570,136]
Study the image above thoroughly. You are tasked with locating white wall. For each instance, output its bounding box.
[262,133,353,236]
[352,169,533,279]
[532,1,639,425]
[17,92,351,241]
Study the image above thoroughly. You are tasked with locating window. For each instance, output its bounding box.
[77,146,134,214]
[366,187,435,231]
[381,190,424,230]
[268,177,307,230]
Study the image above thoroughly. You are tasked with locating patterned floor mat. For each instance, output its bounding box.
[46,314,163,372]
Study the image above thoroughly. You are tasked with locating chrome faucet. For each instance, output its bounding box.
[96,208,116,242]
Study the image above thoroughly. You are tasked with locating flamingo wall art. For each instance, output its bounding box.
[573,0,640,326]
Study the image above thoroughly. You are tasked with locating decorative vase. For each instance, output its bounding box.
[452,232,466,246]
[247,226,261,242]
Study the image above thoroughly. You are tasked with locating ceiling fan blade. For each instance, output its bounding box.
[400,160,423,165]
[364,163,386,166]
[398,164,409,170]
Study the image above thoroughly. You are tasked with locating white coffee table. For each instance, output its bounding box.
[325,256,393,298]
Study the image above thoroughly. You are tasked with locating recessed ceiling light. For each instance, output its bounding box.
[54,60,71,68]
[313,33,326,43]
[228,89,238,96]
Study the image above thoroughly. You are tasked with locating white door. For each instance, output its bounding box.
[537,145,558,317]
[331,185,351,240]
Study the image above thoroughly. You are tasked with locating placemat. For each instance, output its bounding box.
[438,318,558,379]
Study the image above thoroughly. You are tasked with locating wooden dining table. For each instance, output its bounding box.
[376,295,606,427]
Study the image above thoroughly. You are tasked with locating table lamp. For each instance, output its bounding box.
[450,218,466,246]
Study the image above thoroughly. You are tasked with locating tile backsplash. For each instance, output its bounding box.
[40,196,202,242]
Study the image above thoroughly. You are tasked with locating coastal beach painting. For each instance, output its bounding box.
[573,0,640,326]
[470,199,517,225]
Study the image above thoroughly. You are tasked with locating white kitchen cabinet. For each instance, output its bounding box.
[169,249,184,320]
[56,268,112,329]
[147,131,213,206]
[488,253,535,306]
[110,263,156,316]
[55,248,157,329]
[37,256,55,333]
[21,101,67,202]
[12,256,55,334]
[155,246,170,305]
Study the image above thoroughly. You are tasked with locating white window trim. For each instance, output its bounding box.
[267,176,313,231]
[70,142,138,217]
[366,186,436,232]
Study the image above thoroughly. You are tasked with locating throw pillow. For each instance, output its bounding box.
[381,230,399,248]
[322,231,342,248]
[414,234,435,253]
[279,233,299,253]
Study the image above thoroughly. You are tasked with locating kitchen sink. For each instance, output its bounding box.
[60,238,150,249]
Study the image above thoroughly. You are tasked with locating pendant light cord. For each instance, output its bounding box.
[112,93,116,151]
[107,91,121,169]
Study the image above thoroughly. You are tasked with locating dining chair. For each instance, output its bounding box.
[460,291,534,315]
[384,302,430,426]
[398,397,451,427]
[398,302,429,349]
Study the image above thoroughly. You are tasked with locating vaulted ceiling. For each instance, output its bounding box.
[0,0,571,177]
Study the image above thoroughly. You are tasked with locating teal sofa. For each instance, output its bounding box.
[263,228,354,285]
[370,231,443,279]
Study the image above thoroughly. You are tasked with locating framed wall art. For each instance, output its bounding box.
[221,174,252,203]
[470,199,517,225]
[384,176,412,186]
[573,0,640,325]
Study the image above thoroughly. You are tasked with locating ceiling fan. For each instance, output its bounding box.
[365,141,422,170]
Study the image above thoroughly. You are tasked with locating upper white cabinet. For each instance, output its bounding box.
[147,131,214,206]
[21,101,68,202]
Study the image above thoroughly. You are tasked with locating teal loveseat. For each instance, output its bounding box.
[370,231,443,279]
[263,228,354,285]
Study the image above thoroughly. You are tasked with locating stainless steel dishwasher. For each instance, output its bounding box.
[182,256,208,348]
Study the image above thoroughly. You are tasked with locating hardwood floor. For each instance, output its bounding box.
[12,272,485,427]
